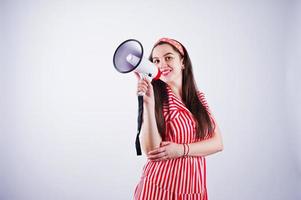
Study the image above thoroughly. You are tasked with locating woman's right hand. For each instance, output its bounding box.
[135,73,155,109]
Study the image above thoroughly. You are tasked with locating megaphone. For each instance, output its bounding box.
[113,39,161,85]
[113,39,161,156]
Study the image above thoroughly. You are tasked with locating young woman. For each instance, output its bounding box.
[134,38,223,200]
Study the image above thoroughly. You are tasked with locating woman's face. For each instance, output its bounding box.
[152,44,184,86]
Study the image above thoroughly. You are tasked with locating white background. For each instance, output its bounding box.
[1,0,300,199]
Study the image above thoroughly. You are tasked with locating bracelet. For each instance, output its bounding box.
[185,144,190,156]
[182,143,190,157]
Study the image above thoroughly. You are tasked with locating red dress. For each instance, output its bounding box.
[134,85,216,200]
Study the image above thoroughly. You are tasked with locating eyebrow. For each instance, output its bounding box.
[152,52,174,59]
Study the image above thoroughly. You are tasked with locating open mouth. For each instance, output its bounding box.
[161,69,172,76]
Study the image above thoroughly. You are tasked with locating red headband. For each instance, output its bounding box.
[155,37,184,56]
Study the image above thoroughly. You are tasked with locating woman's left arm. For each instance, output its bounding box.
[147,125,223,161]
[188,124,223,157]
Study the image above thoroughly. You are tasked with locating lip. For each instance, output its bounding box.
[161,69,172,76]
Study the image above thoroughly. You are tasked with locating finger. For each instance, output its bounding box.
[148,151,166,160]
[138,80,149,88]
[145,78,153,88]
[160,141,171,147]
[137,86,149,95]
[148,147,165,155]
[134,72,140,80]
[144,77,151,83]
[153,155,169,162]
[137,84,148,92]
[138,78,149,89]
[137,81,149,91]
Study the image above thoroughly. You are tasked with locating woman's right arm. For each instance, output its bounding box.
[136,76,162,154]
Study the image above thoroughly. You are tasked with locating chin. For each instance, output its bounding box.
[159,77,170,84]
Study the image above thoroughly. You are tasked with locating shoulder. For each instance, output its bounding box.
[196,89,216,125]
[196,90,205,98]
[196,90,207,104]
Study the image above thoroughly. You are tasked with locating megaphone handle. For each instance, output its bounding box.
[135,95,143,156]
[137,73,152,96]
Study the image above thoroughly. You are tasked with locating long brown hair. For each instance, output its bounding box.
[149,40,215,140]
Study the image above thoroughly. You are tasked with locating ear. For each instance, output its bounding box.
[181,58,185,69]
[181,57,184,65]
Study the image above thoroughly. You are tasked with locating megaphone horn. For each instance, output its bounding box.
[113,39,161,80]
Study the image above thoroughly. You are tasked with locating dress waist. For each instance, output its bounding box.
[140,156,207,194]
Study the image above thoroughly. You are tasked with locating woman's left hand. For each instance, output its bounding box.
[147,141,183,161]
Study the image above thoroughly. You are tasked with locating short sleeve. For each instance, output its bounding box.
[197,91,216,130]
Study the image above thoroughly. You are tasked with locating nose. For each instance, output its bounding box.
[158,59,168,70]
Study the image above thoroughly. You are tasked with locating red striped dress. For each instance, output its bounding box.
[134,85,216,200]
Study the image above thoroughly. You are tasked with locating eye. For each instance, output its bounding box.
[165,56,173,61]
[153,59,160,64]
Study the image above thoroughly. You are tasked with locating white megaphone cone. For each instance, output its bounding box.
[125,53,161,80]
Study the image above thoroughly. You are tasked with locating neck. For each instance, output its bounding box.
[169,80,183,100]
